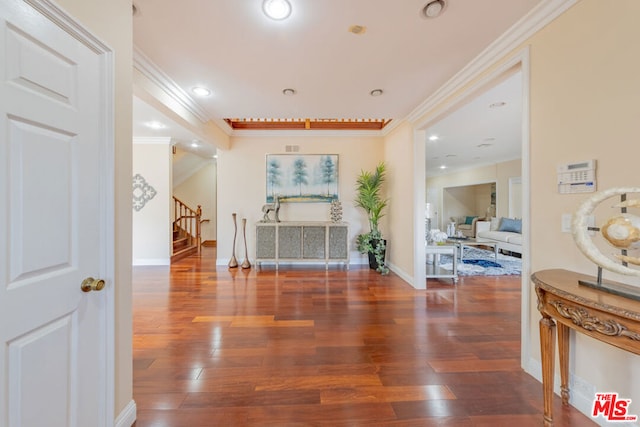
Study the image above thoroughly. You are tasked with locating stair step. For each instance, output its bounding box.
[173,237,190,252]
[171,245,198,263]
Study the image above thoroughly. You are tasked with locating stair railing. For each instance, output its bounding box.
[173,196,202,255]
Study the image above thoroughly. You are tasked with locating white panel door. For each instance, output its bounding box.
[0,1,113,427]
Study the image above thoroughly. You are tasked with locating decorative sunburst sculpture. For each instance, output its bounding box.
[572,187,640,299]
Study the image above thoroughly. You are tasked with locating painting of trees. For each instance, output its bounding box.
[266,158,281,199]
[320,155,337,196]
[265,154,338,202]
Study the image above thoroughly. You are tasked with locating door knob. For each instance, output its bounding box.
[81,277,106,292]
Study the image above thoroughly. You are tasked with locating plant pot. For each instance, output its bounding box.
[367,239,386,270]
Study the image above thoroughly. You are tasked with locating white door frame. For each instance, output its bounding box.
[412,47,531,370]
[27,0,116,424]
[509,176,523,218]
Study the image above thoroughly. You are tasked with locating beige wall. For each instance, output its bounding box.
[54,0,133,419]
[383,122,416,278]
[174,161,218,242]
[217,135,384,266]
[526,0,640,404]
[441,183,493,226]
[132,142,172,264]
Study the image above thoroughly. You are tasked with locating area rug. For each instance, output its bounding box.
[438,247,522,276]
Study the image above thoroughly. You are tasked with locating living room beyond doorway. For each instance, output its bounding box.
[443,182,496,235]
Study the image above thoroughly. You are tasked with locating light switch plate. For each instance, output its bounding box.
[562,213,572,233]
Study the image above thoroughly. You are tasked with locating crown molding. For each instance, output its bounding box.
[406,0,578,124]
[133,45,210,124]
[212,118,234,136]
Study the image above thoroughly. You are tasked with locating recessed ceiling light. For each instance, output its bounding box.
[282,88,296,96]
[445,154,456,158]
[483,137,496,141]
[191,141,199,148]
[477,143,492,148]
[489,102,506,108]
[422,0,446,19]
[439,165,447,169]
[370,89,383,97]
[192,86,211,97]
[145,121,165,130]
[262,0,291,20]
[428,135,439,141]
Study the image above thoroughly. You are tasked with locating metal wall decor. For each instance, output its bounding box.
[132,173,157,211]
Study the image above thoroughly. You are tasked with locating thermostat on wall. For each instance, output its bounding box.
[557,159,596,194]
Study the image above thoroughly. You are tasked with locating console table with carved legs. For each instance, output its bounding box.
[531,269,640,426]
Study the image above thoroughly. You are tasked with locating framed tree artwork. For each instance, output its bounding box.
[266,154,338,203]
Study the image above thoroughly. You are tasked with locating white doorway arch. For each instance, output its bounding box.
[412,47,531,368]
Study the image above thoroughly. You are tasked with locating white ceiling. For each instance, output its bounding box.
[133,96,217,158]
[424,70,523,177]
[132,0,536,163]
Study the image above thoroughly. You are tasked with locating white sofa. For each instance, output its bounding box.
[476,217,522,254]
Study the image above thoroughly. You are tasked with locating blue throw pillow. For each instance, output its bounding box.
[464,216,477,225]
[498,217,522,233]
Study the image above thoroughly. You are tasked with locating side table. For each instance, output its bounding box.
[425,244,458,283]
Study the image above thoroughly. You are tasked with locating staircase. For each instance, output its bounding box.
[172,197,202,262]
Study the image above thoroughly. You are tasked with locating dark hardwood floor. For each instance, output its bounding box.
[132,247,595,426]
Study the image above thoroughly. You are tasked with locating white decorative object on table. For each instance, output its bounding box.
[429,230,448,244]
[572,187,640,300]
[572,187,640,276]
[447,222,456,237]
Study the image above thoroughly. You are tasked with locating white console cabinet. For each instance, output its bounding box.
[255,221,349,269]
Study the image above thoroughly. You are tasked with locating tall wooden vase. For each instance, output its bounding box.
[241,218,251,269]
[228,213,239,268]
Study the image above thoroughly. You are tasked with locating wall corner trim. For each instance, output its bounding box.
[114,400,137,427]
[387,262,418,288]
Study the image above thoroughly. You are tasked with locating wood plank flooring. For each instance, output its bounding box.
[132,247,595,426]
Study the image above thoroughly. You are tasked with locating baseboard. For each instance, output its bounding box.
[523,357,629,427]
[132,258,170,266]
[387,262,415,287]
[202,240,217,247]
[216,258,369,267]
[115,399,137,427]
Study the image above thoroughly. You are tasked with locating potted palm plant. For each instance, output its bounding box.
[355,162,389,274]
